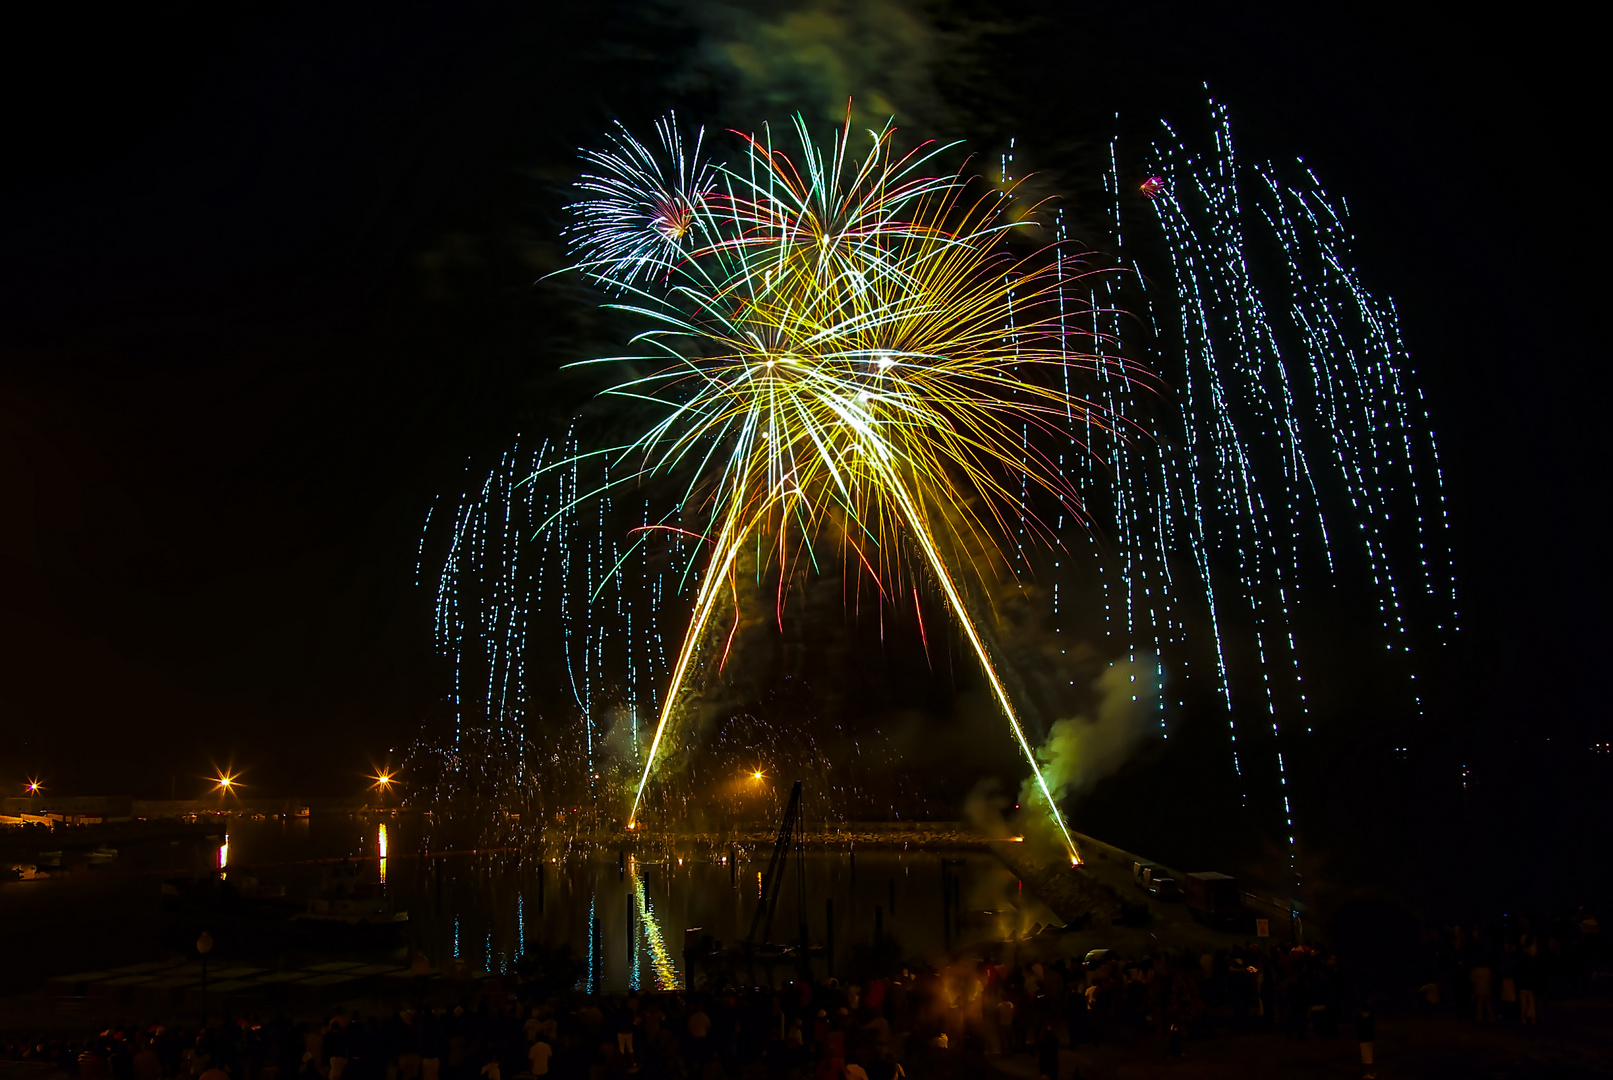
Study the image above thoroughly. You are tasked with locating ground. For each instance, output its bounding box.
[4,991,1611,1079]
[979,1000,1613,1079]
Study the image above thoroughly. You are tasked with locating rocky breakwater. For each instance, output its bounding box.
[988,838,1147,927]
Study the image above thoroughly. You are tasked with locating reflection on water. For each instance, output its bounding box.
[630,856,680,989]
[206,815,1057,992]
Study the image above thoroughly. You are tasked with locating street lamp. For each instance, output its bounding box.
[196,930,214,1026]
[369,768,396,806]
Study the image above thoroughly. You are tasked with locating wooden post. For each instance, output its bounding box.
[825,898,835,977]
[952,873,962,939]
[799,920,812,981]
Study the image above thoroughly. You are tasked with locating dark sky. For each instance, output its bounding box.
[1,0,1603,849]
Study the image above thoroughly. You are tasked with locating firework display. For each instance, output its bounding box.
[565,112,717,291]
[418,101,1453,866]
[570,114,1141,862]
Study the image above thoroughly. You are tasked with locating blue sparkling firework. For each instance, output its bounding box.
[1040,99,1454,870]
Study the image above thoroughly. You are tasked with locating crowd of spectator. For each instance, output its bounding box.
[0,943,1355,1080]
[1420,907,1604,1026]
[3,905,1603,1079]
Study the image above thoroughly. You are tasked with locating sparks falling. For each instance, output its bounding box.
[1048,99,1456,871]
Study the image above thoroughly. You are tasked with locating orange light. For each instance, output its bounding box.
[25,779,42,794]
[753,771,764,781]
[213,771,239,793]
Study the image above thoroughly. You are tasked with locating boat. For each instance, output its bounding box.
[291,860,409,934]
[294,894,410,927]
[161,858,406,947]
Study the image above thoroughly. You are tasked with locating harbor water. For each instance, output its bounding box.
[4,814,1060,994]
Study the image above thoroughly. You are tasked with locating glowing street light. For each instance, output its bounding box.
[212,771,240,796]
[369,768,398,801]
[25,778,42,795]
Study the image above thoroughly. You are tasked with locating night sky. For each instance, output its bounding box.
[1,2,1604,905]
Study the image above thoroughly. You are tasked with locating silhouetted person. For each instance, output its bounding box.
[1356,1005,1376,1079]
[1471,957,1495,1025]
[132,1041,161,1080]
[1519,930,1542,1026]
[685,1003,711,1064]
[1035,1021,1060,1080]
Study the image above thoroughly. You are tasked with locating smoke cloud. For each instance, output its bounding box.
[1025,658,1162,803]
[677,0,955,131]
[961,656,1160,851]
[963,775,1012,839]
[1021,656,1162,847]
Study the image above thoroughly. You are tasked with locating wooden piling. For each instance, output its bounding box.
[825,898,835,976]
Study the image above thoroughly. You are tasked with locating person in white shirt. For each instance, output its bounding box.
[525,1040,551,1078]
